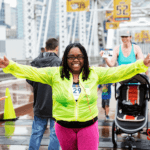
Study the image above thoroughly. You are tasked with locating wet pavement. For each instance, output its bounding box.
[0,79,33,114]
[0,75,150,149]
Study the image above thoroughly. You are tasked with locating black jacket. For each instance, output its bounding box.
[26,52,61,119]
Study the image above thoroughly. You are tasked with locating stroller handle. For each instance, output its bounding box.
[115,83,119,100]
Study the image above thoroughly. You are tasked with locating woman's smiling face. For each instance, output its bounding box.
[121,36,132,44]
[67,47,84,74]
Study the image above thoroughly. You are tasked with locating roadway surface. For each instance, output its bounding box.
[0,67,150,150]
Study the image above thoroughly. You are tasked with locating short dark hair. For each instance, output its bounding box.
[60,43,90,81]
[46,38,58,50]
[41,47,45,52]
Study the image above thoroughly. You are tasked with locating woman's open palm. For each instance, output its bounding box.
[0,56,9,68]
[144,53,150,67]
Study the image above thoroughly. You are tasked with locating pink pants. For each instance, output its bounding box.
[55,121,99,150]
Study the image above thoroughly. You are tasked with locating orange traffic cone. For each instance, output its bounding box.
[2,88,18,121]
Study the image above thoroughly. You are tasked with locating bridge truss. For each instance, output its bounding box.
[24,0,102,58]
[59,0,101,58]
[23,0,150,59]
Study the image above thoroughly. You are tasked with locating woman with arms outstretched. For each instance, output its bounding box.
[0,43,150,150]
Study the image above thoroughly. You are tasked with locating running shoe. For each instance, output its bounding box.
[106,115,110,120]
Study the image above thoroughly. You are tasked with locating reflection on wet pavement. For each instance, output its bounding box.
[0,145,48,150]
[4,122,15,139]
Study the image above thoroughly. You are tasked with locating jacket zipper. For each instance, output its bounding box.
[75,100,78,121]
[72,73,81,121]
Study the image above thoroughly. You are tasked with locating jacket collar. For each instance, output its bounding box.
[43,52,58,58]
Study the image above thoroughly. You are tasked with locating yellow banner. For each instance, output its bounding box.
[67,0,90,12]
[113,0,131,22]
[105,11,113,21]
[146,37,150,43]
[146,35,150,43]
[106,22,120,30]
[141,30,149,40]
[134,33,142,43]
[106,11,113,18]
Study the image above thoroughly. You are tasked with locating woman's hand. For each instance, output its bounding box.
[143,53,150,67]
[0,56,9,68]
[99,51,104,57]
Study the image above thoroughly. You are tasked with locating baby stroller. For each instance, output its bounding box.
[112,74,150,150]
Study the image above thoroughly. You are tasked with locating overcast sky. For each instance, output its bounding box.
[4,0,16,7]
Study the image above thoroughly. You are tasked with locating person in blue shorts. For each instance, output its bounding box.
[98,83,112,120]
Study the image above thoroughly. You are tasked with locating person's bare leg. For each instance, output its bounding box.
[105,105,109,116]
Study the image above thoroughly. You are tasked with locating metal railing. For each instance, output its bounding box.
[137,43,150,56]
[0,59,32,82]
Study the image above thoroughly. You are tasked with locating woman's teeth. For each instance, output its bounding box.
[73,64,79,66]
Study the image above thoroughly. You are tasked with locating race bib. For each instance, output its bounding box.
[72,84,81,101]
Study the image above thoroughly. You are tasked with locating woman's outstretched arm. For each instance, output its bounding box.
[95,53,150,84]
[0,56,56,86]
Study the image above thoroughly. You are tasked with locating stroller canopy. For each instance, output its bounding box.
[119,74,149,85]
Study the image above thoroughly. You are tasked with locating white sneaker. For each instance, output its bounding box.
[106,115,110,120]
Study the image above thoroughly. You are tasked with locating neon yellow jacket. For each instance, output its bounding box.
[3,60,148,122]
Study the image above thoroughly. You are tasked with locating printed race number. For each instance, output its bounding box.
[73,87,81,94]
[113,0,131,21]
[116,5,128,16]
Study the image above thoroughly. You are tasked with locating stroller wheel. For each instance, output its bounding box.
[112,121,117,147]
